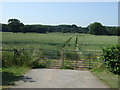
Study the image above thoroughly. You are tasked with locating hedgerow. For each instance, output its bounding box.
[102,45,120,74]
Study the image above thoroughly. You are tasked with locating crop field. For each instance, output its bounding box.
[2,32,118,51]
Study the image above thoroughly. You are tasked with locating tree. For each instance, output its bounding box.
[8,19,24,33]
[88,22,108,35]
[106,26,116,35]
[115,27,120,36]
[71,24,78,28]
[2,24,9,32]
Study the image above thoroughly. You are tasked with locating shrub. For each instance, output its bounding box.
[102,45,120,74]
[2,48,54,68]
[2,51,14,67]
[2,49,35,67]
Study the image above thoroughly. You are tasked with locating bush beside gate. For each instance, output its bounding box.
[102,45,120,74]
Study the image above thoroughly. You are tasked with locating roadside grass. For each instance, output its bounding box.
[2,66,30,86]
[91,66,119,88]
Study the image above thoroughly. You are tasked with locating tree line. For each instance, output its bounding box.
[1,18,120,36]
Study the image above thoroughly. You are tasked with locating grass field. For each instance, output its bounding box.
[2,32,118,51]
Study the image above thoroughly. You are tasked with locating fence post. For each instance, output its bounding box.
[13,49,20,65]
[88,52,92,69]
[13,49,17,65]
[89,58,91,69]
[75,51,77,69]
[14,49,18,55]
[75,50,80,69]
[60,48,64,67]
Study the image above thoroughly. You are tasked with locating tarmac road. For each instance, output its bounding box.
[12,69,109,88]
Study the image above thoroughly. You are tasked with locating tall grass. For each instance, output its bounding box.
[2,49,34,67]
[2,48,61,68]
[2,66,30,86]
[91,65,119,88]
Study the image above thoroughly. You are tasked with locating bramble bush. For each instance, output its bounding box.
[2,49,34,67]
[102,45,120,74]
[2,49,52,68]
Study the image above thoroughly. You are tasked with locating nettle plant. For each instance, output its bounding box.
[102,45,120,74]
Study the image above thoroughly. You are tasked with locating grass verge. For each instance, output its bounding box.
[91,67,119,88]
[2,66,30,87]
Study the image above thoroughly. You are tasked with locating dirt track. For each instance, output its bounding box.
[12,69,109,88]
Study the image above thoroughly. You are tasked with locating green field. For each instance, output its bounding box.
[2,32,118,51]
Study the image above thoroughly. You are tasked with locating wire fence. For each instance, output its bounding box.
[1,48,103,70]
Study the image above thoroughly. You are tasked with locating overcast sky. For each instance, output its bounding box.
[1,2,118,27]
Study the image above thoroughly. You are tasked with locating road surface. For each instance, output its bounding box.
[12,69,109,88]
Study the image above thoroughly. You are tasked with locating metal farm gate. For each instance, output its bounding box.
[1,48,103,70]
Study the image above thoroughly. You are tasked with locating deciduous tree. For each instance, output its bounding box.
[8,19,24,33]
[88,22,108,35]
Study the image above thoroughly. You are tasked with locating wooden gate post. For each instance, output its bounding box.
[74,34,81,69]
[13,49,18,65]
[88,53,91,69]
[75,50,81,69]
[75,51,78,69]
[60,48,64,67]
